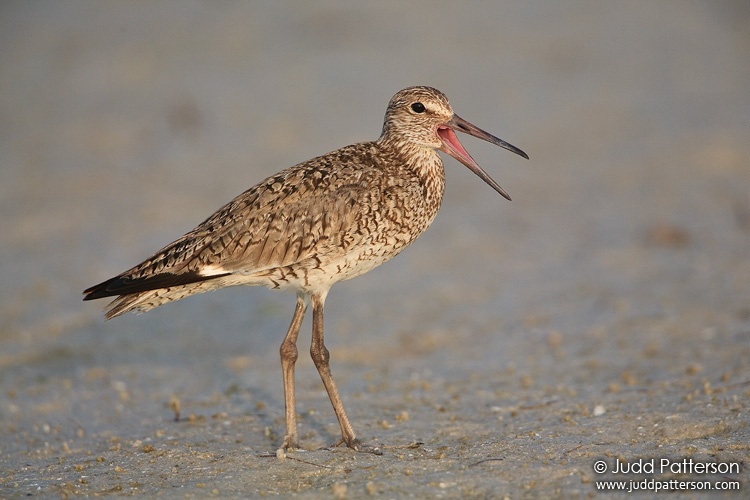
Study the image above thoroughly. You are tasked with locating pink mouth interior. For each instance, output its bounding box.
[437,126,473,164]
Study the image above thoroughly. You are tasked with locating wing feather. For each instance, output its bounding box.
[83,144,382,302]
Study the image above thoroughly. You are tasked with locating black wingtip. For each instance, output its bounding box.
[83,271,232,301]
[83,276,122,301]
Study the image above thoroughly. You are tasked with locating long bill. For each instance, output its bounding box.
[437,114,528,201]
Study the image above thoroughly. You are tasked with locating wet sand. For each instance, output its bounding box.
[1,2,748,497]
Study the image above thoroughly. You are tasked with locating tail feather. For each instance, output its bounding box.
[85,269,235,319]
[99,277,234,319]
[103,292,154,320]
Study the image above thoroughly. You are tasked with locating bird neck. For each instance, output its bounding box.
[376,136,445,216]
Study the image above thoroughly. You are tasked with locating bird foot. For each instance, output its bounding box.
[276,436,300,459]
[331,436,383,455]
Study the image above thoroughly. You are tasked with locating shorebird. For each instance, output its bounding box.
[83,86,528,455]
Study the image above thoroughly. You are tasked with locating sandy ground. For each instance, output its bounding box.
[1,1,749,498]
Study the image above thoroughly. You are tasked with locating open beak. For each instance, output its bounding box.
[437,114,528,201]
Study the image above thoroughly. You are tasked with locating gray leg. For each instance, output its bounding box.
[309,293,381,454]
[278,294,306,453]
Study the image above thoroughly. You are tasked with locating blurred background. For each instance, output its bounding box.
[1,1,748,496]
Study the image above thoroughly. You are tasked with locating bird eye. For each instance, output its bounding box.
[411,102,425,113]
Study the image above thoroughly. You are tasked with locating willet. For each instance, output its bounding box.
[83,86,528,455]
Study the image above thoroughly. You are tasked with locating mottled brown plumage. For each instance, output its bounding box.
[84,86,527,454]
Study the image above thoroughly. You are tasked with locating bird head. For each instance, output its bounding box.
[380,86,528,201]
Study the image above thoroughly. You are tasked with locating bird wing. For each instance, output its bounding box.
[83,147,380,300]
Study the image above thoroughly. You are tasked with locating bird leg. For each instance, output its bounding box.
[310,293,381,454]
[278,294,306,453]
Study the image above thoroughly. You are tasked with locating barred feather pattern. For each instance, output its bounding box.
[90,138,446,318]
